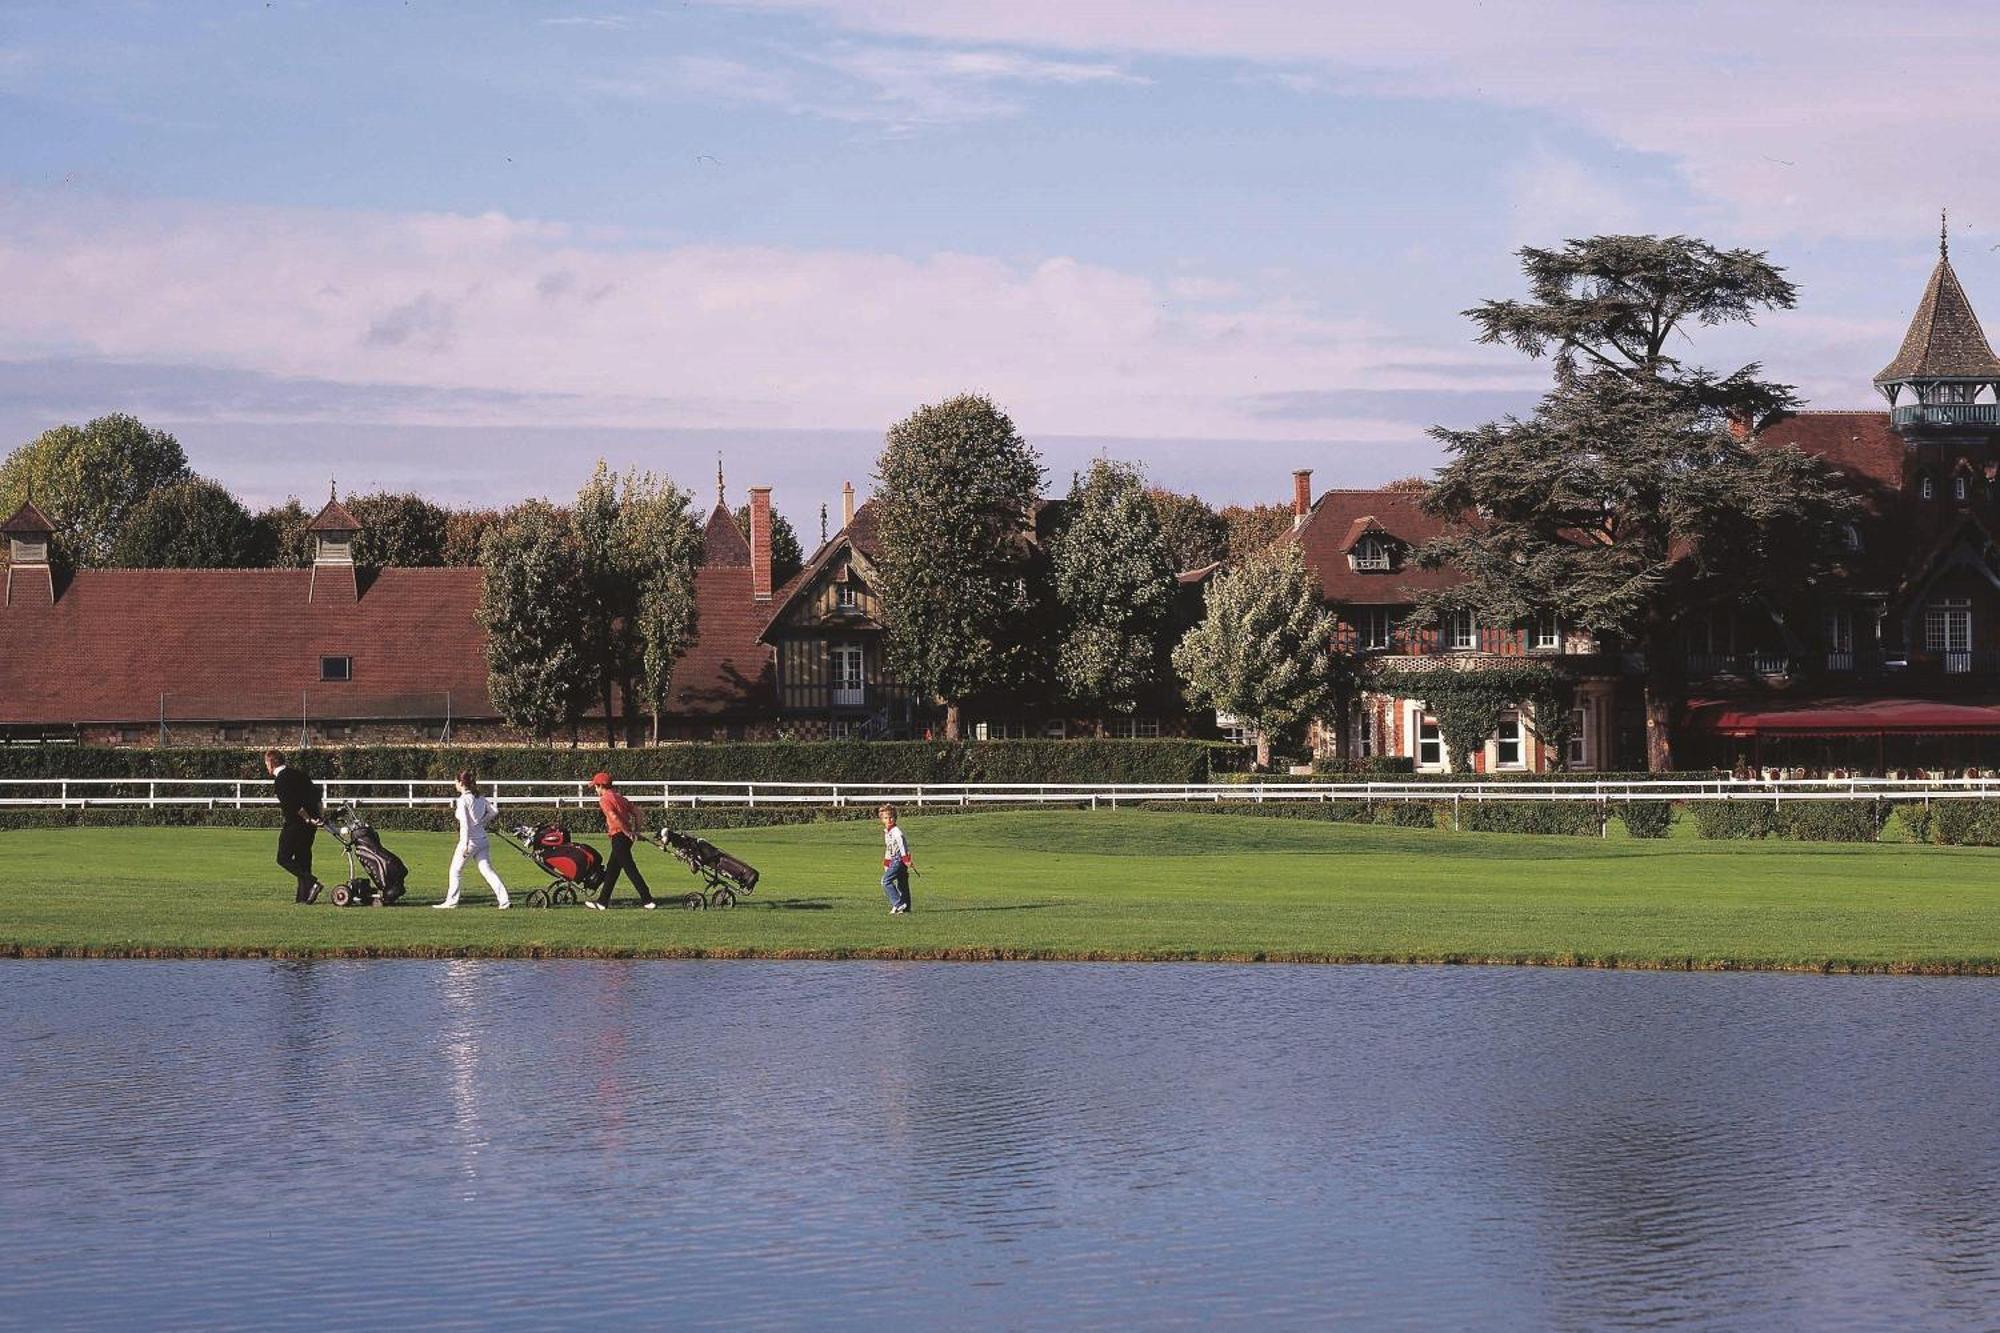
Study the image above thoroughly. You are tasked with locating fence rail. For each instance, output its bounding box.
[6,776,2000,811]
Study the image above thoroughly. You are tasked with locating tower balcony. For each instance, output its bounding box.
[1891,402,2000,429]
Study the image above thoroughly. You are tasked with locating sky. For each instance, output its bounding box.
[3,1,1997,526]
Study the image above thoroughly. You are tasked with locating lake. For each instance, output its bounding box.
[2,962,1995,1329]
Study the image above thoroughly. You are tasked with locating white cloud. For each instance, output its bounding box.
[708,0,2000,241]
[0,192,1507,440]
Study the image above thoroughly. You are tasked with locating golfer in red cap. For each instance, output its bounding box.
[586,771,656,910]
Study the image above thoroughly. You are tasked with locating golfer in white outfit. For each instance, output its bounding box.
[437,772,510,909]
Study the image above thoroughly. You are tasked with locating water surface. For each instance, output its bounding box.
[2,963,1995,1329]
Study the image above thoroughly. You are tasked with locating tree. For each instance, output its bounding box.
[1172,543,1349,769]
[873,394,1047,740]
[573,463,702,745]
[110,478,259,568]
[733,503,804,585]
[1218,502,1294,562]
[1051,460,1178,718]
[1381,475,1432,493]
[0,414,191,567]
[477,502,594,741]
[1148,488,1231,572]
[1418,234,1857,771]
[347,491,449,567]
[250,499,316,568]
[443,509,500,566]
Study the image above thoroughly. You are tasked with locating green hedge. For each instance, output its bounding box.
[1894,803,1937,844]
[1925,802,2000,846]
[0,804,952,834]
[0,739,1223,786]
[1459,801,1604,836]
[1773,801,1888,843]
[1690,801,1778,840]
[1619,801,1675,839]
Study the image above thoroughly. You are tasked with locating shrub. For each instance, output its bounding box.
[1618,801,1675,839]
[1690,801,1777,840]
[1928,802,2000,847]
[1311,755,1417,776]
[1459,800,1603,836]
[1369,801,1441,829]
[1893,802,1937,844]
[1772,800,1887,843]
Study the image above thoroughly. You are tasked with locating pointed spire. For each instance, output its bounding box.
[1875,230,2000,387]
[717,453,726,507]
[1941,207,1949,258]
[820,501,829,546]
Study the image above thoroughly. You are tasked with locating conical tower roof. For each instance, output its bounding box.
[1,498,54,536]
[1875,241,2000,386]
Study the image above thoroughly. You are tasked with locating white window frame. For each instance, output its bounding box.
[1042,719,1068,740]
[1824,609,1854,653]
[1955,474,1970,501]
[1841,524,1862,552]
[1359,607,1393,651]
[1447,609,1478,651]
[1353,535,1391,571]
[831,643,865,707]
[1356,709,1374,759]
[1408,703,1447,772]
[1532,614,1561,651]
[1491,711,1525,771]
[1921,474,1937,500]
[1566,705,1591,771]
[835,582,860,611]
[1925,599,1971,654]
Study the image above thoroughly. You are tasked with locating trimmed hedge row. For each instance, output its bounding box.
[1688,800,1890,842]
[0,804,911,834]
[0,739,1223,786]
[1916,802,2000,846]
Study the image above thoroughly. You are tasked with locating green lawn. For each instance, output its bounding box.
[2,811,1997,972]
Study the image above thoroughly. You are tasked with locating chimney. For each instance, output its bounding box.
[841,481,855,531]
[2,497,56,607]
[1292,469,1313,527]
[1727,410,1753,442]
[749,486,773,602]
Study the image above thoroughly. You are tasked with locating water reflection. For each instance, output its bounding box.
[1,963,1995,1329]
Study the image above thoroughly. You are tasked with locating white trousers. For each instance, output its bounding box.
[445,842,510,907]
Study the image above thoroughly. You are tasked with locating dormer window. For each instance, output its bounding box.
[835,583,859,611]
[1352,534,1391,571]
[1921,474,1936,500]
[1955,474,1970,501]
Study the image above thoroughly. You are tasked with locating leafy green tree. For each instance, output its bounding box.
[110,478,259,568]
[250,499,315,568]
[1148,488,1230,572]
[1052,460,1177,718]
[478,501,594,741]
[733,503,804,585]
[1218,502,1293,562]
[873,394,1047,740]
[1418,234,1857,771]
[443,508,500,566]
[1172,543,1348,769]
[0,414,192,567]
[573,463,702,745]
[347,491,449,567]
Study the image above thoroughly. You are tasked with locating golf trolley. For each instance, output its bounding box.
[651,828,761,909]
[323,804,409,907]
[498,823,605,909]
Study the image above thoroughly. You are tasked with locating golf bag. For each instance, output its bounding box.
[325,804,408,907]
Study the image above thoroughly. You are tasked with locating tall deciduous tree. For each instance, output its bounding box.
[573,463,702,745]
[251,499,316,568]
[733,502,804,585]
[873,394,1047,740]
[1148,488,1231,572]
[0,414,192,567]
[347,491,450,567]
[443,509,501,566]
[1172,543,1348,769]
[110,478,259,568]
[478,501,594,742]
[1218,502,1294,562]
[1418,234,1857,771]
[1052,460,1177,718]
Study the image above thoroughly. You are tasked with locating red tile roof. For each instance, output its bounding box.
[0,568,491,724]
[1754,410,1905,491]
[307,496,361,533]
[701,503,750,567]
[1288,489,1463,605]
[1,500,53,537]
[1874,252,2000,384]
[673,564,774,716]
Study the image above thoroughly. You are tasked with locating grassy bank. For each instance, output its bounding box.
[2,811,1997,972]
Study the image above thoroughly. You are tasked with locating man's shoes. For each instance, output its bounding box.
[433,902,457,910]
[305,881,323,905]
[642,901,657,910]
[496,903,510,911]
[890,903,907,914]
[584,900,607,911]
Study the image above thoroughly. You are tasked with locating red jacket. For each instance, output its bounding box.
[598,788,641,838]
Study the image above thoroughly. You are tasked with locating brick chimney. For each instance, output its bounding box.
[841,481,855,531]
[1292,469,1313,527]
[2,497,55,607]
[749,486,773,602]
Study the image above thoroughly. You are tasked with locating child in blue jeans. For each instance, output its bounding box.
[878,804,913,914]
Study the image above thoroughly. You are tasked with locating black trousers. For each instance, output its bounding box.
[598,833,654,905]
[277,821,318,901]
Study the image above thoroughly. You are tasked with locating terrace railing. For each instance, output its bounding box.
[8,775,2000,813]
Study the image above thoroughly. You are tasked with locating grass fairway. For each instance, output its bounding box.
[2,810,1997,972]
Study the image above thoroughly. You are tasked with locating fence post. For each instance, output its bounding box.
[1453,794,1461,832]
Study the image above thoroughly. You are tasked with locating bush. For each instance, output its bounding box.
[1893,802,1937,844]
[1690,801,1777,840]
[1310,755,1417,776]
[1772,800,1887,843]
[1928,802,2000,846]
[1618,801,1675,839]
[1459,801,1603,836]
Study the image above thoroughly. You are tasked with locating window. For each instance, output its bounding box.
[1416,713,1444,770]
[1356,711,1374,759]
[221,724,251,743]
[1359,607,1394,651]
[973,720,1029,741]
[831,644,865,707]
[1955,475,1970,501]
[835,583,860,611]
[1824,609,1854,653]
[320,656,352,683]
[1353,535,1391,571]
[828,718,860,740]
[1042,719,1068,740]
[1447,609,1478,651]
[1925,599,1971,654]
[1532,614,1561,651]
[1921,474,1936,500]
[1106,716,1161,739]
[1216,712,1254,747]
[1840,524,1862,552]
[1494,712,1523,770]
[1566,707,1590,770]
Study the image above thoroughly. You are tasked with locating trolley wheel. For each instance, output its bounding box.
[708,887,737,910]
[681,892,707,910]
[552,885,578,906]
[330,884,354,907]
[524,887,551,909]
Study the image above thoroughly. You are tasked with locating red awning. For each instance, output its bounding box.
[1687,697,2000,737]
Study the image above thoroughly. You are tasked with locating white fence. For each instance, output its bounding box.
[5,776,2000,812]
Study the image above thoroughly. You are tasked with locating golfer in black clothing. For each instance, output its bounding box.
[265,749,324,904]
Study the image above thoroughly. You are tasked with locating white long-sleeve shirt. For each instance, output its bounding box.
[455,791,496,851]
[883,824,910,868]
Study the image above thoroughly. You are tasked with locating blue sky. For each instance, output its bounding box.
[3,1,1997,522]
